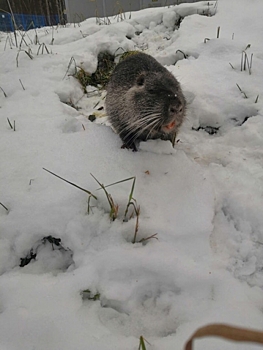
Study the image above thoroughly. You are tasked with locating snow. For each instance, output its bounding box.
[1,0,263,349]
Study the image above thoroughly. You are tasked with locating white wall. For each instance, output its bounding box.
[64,0,199,23]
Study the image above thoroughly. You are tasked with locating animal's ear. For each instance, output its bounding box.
[136,73,145,86]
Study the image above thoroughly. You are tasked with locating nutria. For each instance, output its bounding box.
[105,52,186,151]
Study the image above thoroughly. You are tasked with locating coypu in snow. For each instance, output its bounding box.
[105,52,186,151]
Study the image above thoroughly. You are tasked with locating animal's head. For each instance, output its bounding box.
[129,71,186,136]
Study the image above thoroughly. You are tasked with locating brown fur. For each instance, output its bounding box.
[105,52,186,151]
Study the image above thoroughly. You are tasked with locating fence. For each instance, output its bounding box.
[0,13,60,32]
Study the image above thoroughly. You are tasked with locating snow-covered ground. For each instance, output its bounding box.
[1,1,263,349]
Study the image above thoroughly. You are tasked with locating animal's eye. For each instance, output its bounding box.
[170,107,176,113]
[148,89,156,94]
[179,107,183,113]
[136,74,145,86]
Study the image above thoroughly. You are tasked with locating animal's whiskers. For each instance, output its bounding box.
[124,117,161,146]
[118,113,161,140]
[119,112,162,133]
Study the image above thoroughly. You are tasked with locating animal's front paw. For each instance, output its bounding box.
[121,142,138,152]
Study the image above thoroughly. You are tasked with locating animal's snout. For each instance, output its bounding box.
[163,120,176,131]
[170,105,183,114]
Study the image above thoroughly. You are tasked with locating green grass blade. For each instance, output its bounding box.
[96,176,135,190]
[90,173,118,220]
[43,168,97,199]
[138,336,148,350]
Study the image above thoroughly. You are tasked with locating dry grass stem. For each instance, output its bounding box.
[7,117,13,129]
[217,26,220,38]
[63,57,77,80]
[185,323,263,350]
[0,87,7,97]
[236,83,248,98]
[37,43,50,55]
[19,79,25,90]
[139,233,158,244]
[0,202,9,211]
